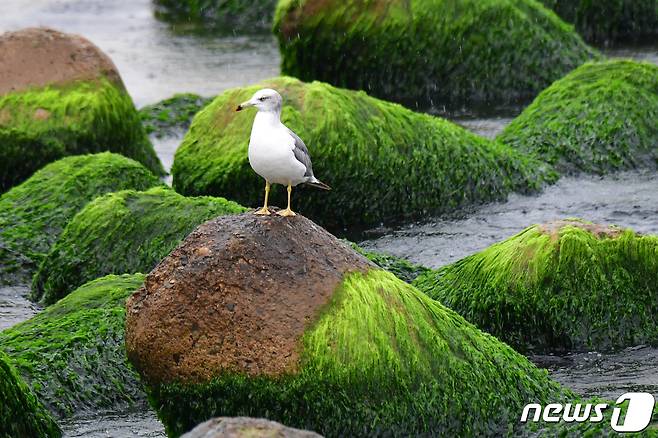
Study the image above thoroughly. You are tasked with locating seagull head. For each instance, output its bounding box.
[236,88,282,113]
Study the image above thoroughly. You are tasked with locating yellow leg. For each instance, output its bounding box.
[254,181,271,215]
[277,184,296,217]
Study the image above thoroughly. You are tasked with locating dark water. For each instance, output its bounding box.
[2,1,658,436]
[530,346,658,401]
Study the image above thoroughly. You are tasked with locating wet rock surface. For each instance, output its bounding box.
[126,213,372,384]
[181,417,322,438]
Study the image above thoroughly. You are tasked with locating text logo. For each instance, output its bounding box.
[520,392,655,432]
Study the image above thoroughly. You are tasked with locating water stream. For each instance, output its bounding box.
[1,1,657,436]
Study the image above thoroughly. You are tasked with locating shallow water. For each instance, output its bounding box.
[60,409,165,438]
[359,170,658,269]
[0,285,40,331]
[531,346,658,400]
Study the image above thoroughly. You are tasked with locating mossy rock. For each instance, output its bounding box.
[0,350,60,438]
[350,242,430,283]
[125,213,565,437]
[153,0,278,33]
[32,186,246,305]
[413,219,658,353]
[0,153,161,285]
[498,60,658,175]
[0,78,165,192]
[140,93,212,137]
[539,0,658,45]
[147,270,565,437]
[273,0,596,108]
[0,274,146,419]
[172,76,556,230]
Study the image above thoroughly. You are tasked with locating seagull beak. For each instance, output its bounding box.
[235,100,253,112]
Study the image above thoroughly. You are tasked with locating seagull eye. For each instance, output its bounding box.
[259,96,267,101]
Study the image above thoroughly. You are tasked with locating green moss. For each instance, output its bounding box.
[0,274,146,419]
[146,269,566,437]
[498,60,658,175]
[349,242,429,283]
[32,186,247,304]
[413,219,658,353]
[172,76,556,230]
[0,350,61,438]
[273,0,596,108]
[139,93,212,137]
[0,153,161,285]
[539,0,658,45]
[0,78,164,192]
[154,0,278,33]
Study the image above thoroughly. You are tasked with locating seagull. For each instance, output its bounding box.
[235,88,330,217]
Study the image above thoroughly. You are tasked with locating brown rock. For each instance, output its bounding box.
[125,213,372,384]
[538,219,623,240]
[181,417,323,438]
[0,27,123,95]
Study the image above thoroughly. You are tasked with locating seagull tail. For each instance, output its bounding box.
[305,179,331,190]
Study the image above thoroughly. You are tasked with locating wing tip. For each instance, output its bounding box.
[306,180,331,190]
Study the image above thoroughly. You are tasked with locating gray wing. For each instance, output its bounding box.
[288,128,314,178]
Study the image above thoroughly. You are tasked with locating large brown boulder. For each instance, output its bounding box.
[125,213,567,437]
[125,213,372,383]
[0,27,123,94]
[181,417,322,438]
[0,27,163,191]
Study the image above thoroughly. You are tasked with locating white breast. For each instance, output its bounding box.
[248,112,307,186]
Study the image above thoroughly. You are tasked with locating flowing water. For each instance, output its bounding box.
[1,1,657,436]
[358,170,658,269]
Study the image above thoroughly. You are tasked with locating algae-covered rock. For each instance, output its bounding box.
[140,93,212,137]
[172,76,555,230]
[498,60,658,175]
[273,0,596,108]
[0,350,61,438]
[0,28,164,191]
[539,0,658,45]
[0,153,161,285]
[126,213,564,437]
[414,219,658,353]
[153,0,277,32]
[32,186,246,304]
[0,274,146,418]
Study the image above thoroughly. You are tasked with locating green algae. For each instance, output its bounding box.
[0,78,164,192]
[32,186,247,304]
[172,76,556,230]
[413,220,658,353]
[539,0,658,45]
[153,0,278,33]
[139,93,212,137]
[498,60,658,175]
[273,0,596,108]
[145,269,565,437]
[0,153,161,285]
[0,350,61,438]
[0,274,146,419]
[349,242,429,283]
